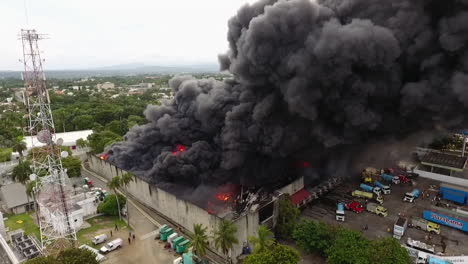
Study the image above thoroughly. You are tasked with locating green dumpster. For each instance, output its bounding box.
[176,239,190,254]
[183,251,194,264]
[159,224,169,235]
[161,228,174,241]
[172,237,185,249]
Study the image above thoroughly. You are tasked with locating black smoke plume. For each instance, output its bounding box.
[107,0,468,190]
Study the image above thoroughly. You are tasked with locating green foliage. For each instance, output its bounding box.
[292,220,335,256]
[12,137,27,159]
[106,120,127,136]
[120,172,134,187]
[24,248,98,264]
[370,237,412,264]
[249,225,275,253]
[213,219,239,255]
[12,160,33,183]
[97,194,126,216]
[87,130,122,153]
[244,244,300,264]
[428,134,463,151]
[0,147,12,162]
[76,138,89,148]
[276,195,301,239]
[192,223,209,257]
[62,156,82,178]
[72,115,94,130]
[26,180,37,198]
[325,228,372,264]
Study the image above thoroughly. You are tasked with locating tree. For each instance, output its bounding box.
[72,115,94,130]
[276,195,300,239]
[107,176,122,220]
[213,219,239,257]
[249,225,275,253]
[371,237,412,264]
[292,220,335,256]
[12,137,27,160]
[120,172,134,223]
[12,160,32,184]
[244,244,300,264]
[26,180,38,213]
[325,228,372,264]
[24,248,98,264]
[87,130,122,154]
[192,223,209,258]
[76,138,89,149]
[61,156,82,178]
[97,194,126,216]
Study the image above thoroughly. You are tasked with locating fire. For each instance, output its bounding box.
[294,161,311,168]
[99,153,109,160]
[216,193,232,202]
[171,144,186,155]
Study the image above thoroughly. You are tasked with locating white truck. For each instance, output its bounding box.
[336,203,345,221]
[416,252,453,264]
[99,238,123,254]
[393,217,408,240]
[409,217,441,235]
[92,234,108,245]
[406,237,435,254]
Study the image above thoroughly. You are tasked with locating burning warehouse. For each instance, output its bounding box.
[91,0,468,262]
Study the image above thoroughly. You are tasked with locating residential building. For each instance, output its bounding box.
[96,82,115,90]
[0,183,33,214]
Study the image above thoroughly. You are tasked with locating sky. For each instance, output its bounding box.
[0,0,258,70]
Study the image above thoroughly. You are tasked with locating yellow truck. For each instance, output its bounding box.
[361,167,378,183]
[410,217,441,234]
[352,190,384,204]
[366,203,388,217]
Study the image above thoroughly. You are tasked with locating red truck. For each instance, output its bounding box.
[345,201,364,213]
[397,174,410,183]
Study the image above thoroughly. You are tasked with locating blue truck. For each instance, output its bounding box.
[360,183,381,195]
[423,210,468,232]
[374,181,391,194]
[381,173,400,184]
[403,189,420,203]
[439,183,468,205]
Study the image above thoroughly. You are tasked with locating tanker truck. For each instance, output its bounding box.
[336,203,345,221]
[381,173,400,184]
[352,190,384,204]
[374,181,391,195]
[360,183,382,196]
[403,189,420,203]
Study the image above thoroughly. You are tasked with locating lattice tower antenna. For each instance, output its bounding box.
[20,29,77,252]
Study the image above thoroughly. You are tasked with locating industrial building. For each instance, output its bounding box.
[0,183,34,214]
[87,154,309,263]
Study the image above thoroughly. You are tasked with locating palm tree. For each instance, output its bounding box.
[12,137,27,160]
[213,219,238,260]
[12,160,32,184]
[192,224,209,258]
[107,176,122,220]
[248,225,275,253]
[120,172,134,223]
[76,138,89,149]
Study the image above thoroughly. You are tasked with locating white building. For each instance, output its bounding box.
[96,82,115,90]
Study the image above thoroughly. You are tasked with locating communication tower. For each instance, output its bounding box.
[20,29,77,252]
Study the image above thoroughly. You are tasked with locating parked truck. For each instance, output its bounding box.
[416,252,453,264]
[361,167,378,183]
[374,181,391,194]
[366,203,388,217]
[380,173,400,184]
[393,217,408,239]
[439,183,468,205]
[406,237,435,254]
[409,217,441,234]
[344,201,364,213]
[423,210,468,232]
[360,183,382,196]
[336,203,345,221]
[403,189,420,203]
[352,190,383,204]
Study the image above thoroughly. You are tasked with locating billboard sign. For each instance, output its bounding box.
[423,210,467,231]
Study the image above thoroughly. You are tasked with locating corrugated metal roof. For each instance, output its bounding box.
[0,183,29,209]
[22,129,93,150]
[421,152,467,170]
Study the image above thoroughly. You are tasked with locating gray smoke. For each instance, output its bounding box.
[107,0,468,190]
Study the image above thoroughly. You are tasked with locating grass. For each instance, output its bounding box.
[4,212,40,239]
[77,215,130,248]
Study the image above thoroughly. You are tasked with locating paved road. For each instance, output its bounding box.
[81,168,176,264]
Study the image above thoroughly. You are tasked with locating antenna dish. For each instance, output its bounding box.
[56,138,64,146]
[37,130,52,144]
[29,173,37,181]
[60,151,69,158]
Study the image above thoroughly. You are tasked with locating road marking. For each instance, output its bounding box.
[140,230,159,240]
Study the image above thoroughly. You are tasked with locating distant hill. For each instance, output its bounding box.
[0,63,220,79]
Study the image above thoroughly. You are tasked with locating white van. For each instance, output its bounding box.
[92,234,108,245]
[99,238,123,254]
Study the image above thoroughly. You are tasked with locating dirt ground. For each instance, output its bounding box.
[302,176,468,256]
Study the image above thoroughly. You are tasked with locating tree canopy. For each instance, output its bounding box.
[24,248,98,264]
[213,219,239,255]
[62,156,82,178]
[244,244,300,264]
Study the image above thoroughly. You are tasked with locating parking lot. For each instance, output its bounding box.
[302,176,468,256]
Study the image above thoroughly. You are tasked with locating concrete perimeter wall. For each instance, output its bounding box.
[87,154,258,263]
[414,168,468,187]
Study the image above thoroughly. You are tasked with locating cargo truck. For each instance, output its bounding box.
[409,217,441,234]
[406,237,435,254]
[374,181,391,194]
[361,167,378,183]
[416,252,453,264]
[403,189,420,203]
[336,203,345,221]
[352,190,383,204]
[439,183,468,205]
[393,217,408,239]
[360,183,382,196]
[380,173,400,184]
[366,203,388,217]
[423,210,468,232]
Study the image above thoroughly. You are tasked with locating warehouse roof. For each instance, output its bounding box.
[0,183,29,209]
[290,188,311,205]
[23,129,93,149]
[421,152,467,171]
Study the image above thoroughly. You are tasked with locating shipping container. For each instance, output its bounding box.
[423,210,468,232]
[440,183,468,205]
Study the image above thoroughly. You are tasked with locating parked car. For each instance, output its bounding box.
[92,234,108,245]
[99,238,123,254]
